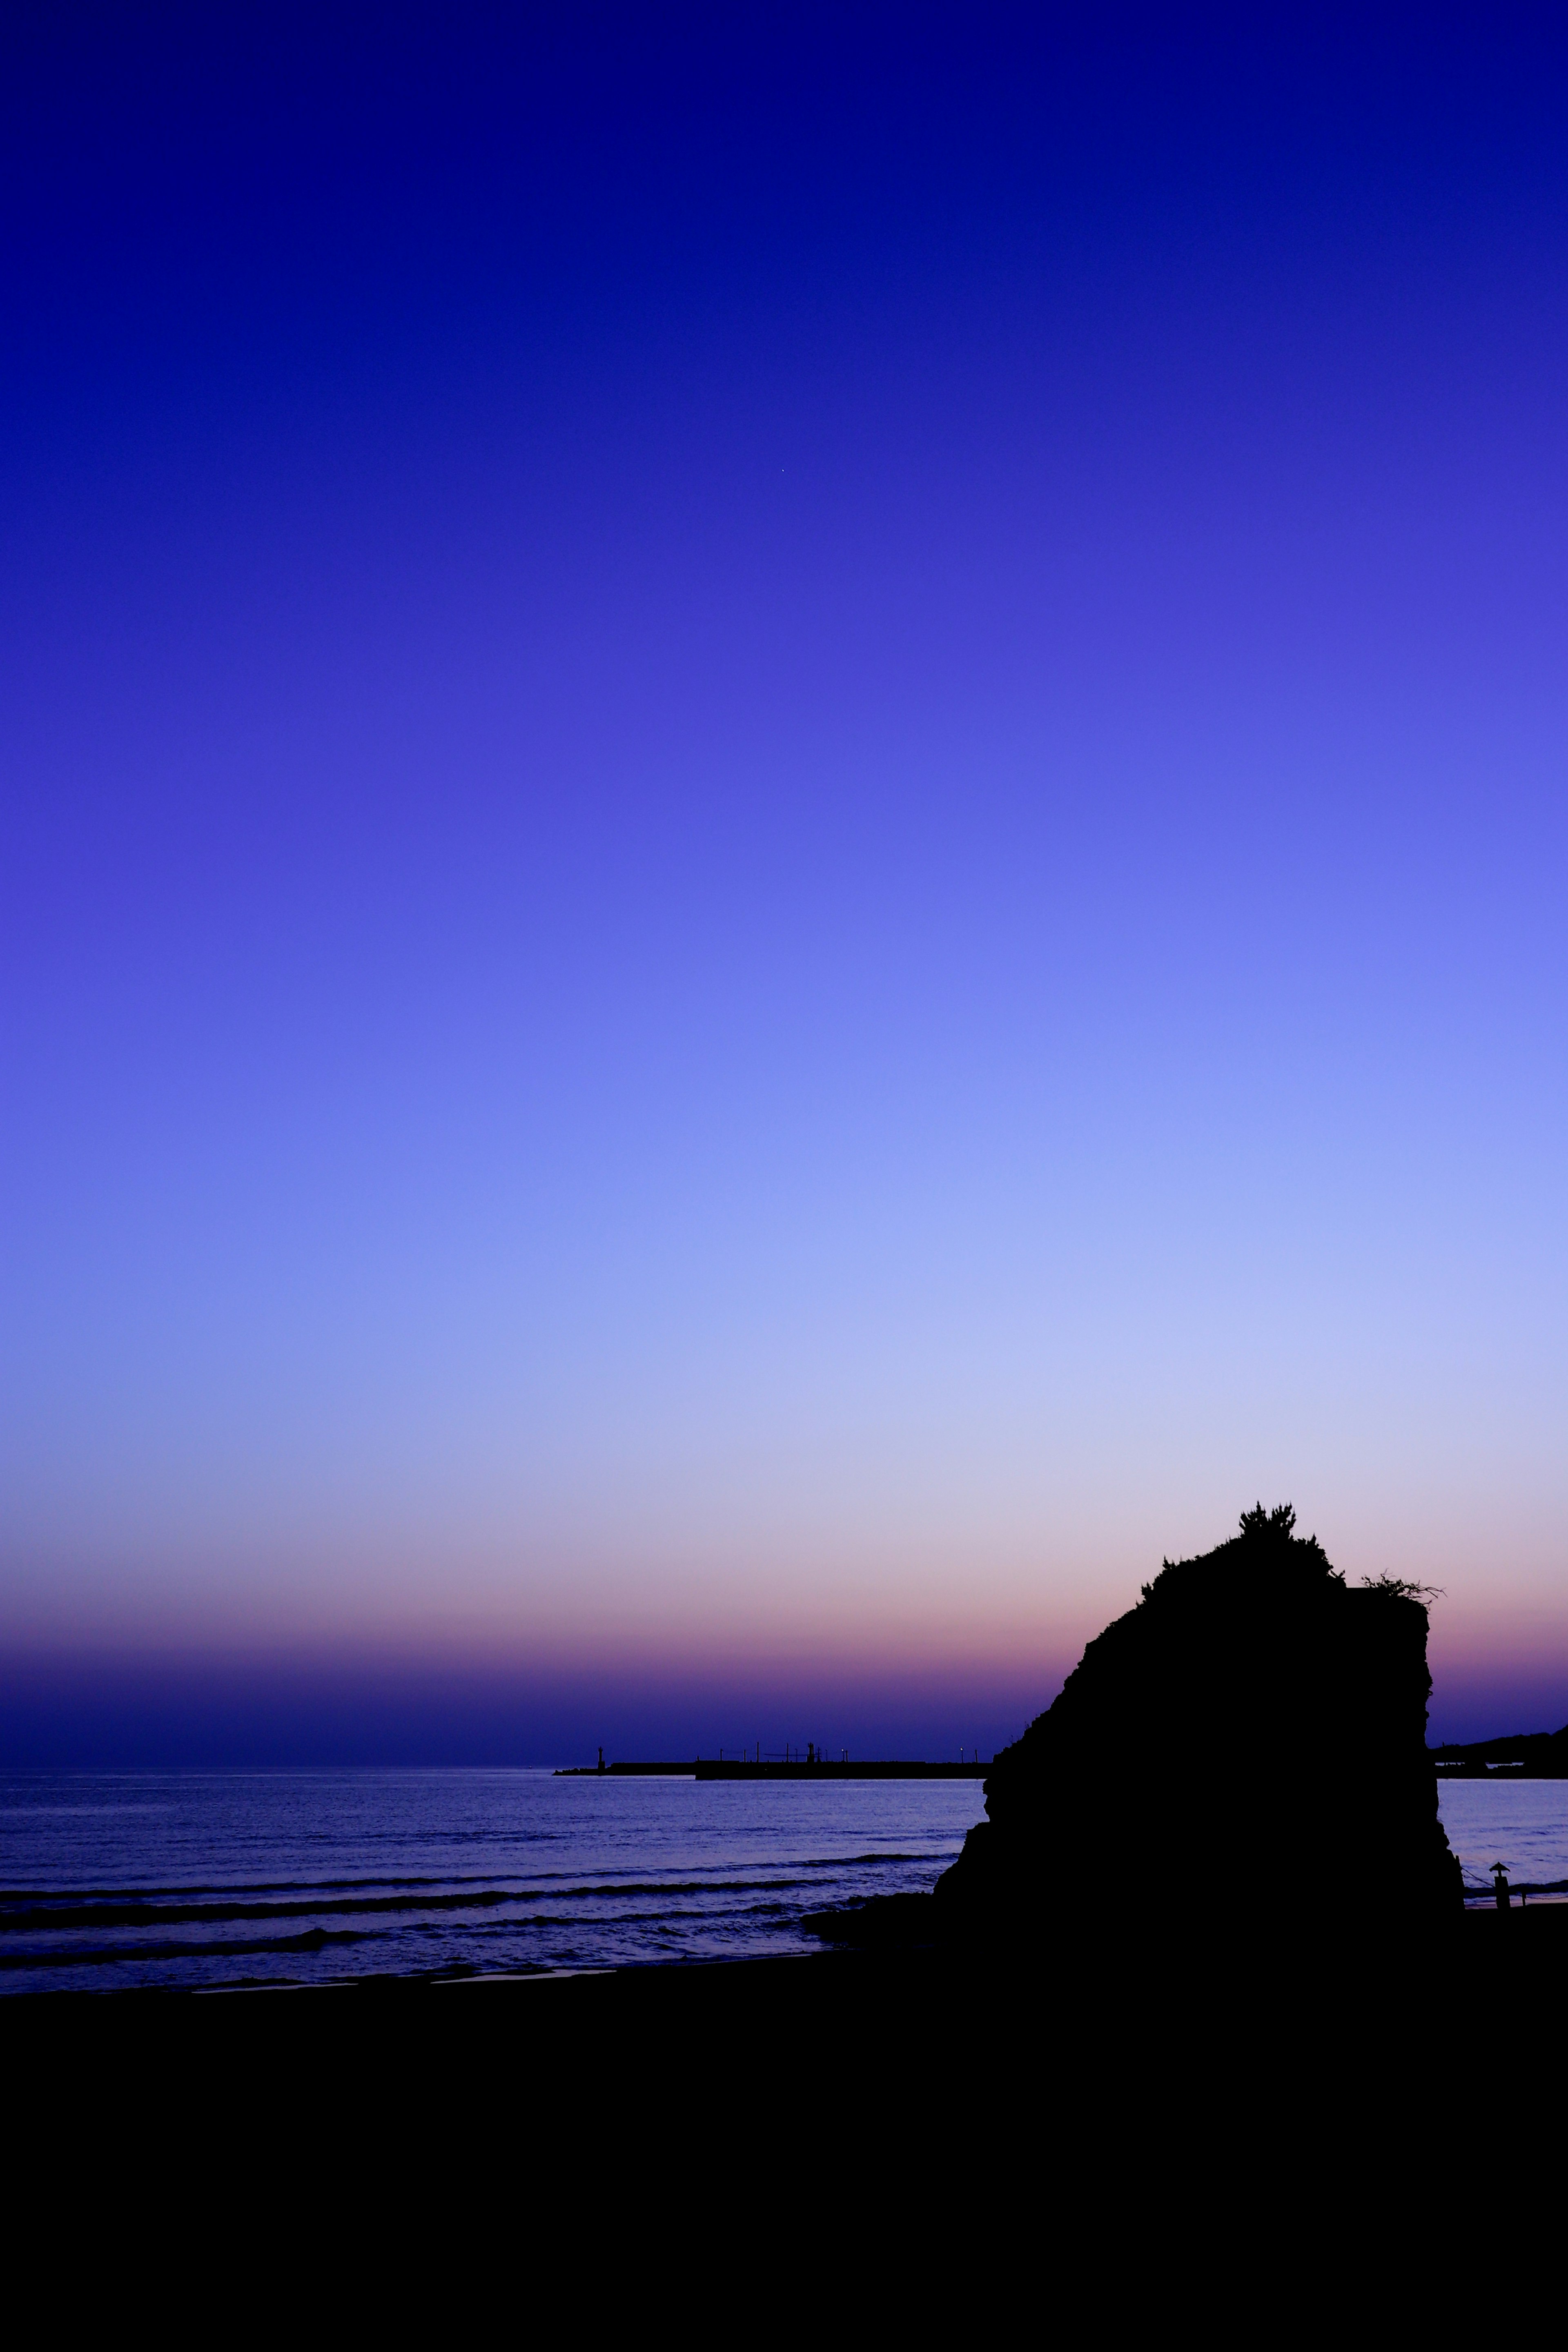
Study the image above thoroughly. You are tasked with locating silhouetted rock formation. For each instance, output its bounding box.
[933,1505,1462,1944]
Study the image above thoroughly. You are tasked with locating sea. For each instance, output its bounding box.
[1,1768,1562,1996]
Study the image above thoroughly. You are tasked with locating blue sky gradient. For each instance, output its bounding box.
[4,6,1566,1756]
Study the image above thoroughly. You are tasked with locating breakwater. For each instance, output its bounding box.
[555,1760,990,1780]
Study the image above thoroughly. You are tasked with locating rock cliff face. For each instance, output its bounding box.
[934,1506,1462,1940]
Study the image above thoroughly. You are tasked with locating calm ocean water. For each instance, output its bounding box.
[2,1769,1561,1994]
[1437,1777,1568,1903]
[0,1768,984,1994]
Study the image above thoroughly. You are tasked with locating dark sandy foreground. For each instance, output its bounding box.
[3,1910,1561,2321]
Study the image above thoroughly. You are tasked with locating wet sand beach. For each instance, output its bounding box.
[6,1911,1560,2330]
[9,1905,1561,2147]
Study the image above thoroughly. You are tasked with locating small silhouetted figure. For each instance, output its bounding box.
[597,1746,605,1774]
[1492,1862,1510,1909]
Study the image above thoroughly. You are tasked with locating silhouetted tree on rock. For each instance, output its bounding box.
[932,1503,1461,1946]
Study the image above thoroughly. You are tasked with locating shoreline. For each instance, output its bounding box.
[2,1896,1561,2006]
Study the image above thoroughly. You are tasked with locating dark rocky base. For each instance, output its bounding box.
[807,1886,1566,1956]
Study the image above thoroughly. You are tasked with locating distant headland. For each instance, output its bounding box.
[1431,1724,1568,1777]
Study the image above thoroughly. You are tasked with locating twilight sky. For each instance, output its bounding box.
[3,5,1566,1760]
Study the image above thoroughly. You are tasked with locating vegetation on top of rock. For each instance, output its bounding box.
[1138,1500,1339,1603]
[1133,1505,1444,1615]
[1359,1574,1445,1604]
